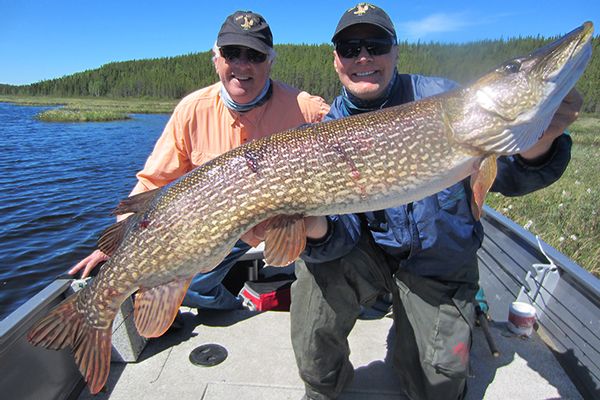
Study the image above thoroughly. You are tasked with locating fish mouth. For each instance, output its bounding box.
[447,22,594,155]
[505,22,593,153]
[534,21,593,84]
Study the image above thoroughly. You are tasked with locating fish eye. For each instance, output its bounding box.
[502,60,522,74]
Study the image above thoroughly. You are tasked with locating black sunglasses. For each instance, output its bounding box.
[335,38,395,59]
[219,46,268,64]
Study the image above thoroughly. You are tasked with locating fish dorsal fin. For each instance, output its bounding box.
[113,188,160,216]
[263,215,306,266]
[134,277,192,338]
[97,218,130,256]
[470,155,498,220]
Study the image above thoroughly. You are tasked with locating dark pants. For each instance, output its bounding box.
[290,232,478,400]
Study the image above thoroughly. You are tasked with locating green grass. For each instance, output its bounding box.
[36,109,131,122]
[486,115,600,276]
[0,95,177,121]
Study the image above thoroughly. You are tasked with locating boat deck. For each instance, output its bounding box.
[77,305,580,400]
[2,207,597,399]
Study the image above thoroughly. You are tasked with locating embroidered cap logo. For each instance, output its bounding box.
[236,14,257,30]
[350,3,376,15]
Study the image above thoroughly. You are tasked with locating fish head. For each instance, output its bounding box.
[447,22,593,155]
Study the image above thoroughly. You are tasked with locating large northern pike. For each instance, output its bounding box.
[29,22,593,393]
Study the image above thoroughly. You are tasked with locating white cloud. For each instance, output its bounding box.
[397,12,474,40]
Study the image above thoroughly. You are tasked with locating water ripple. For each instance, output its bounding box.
[0,102,169,319]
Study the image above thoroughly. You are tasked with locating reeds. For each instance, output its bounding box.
[36,109,131,122]
[0,95,177,121]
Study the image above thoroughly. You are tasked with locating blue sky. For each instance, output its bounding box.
[1,0,598,85]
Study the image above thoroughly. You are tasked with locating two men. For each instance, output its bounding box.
[70,4,582,400]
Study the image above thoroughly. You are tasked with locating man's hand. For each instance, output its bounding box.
[520,88,583,162]
[68,249,109,278]
[304,216,329,240]
[240,220,270,247]
[240,216,329,247]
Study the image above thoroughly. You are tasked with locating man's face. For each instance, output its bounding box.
[333,24,398,101]
[214,46,272,104]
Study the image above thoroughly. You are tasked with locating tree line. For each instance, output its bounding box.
[2,36,599,112]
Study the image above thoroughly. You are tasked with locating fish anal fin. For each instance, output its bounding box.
[28,291,113,395]
[470,155,498,221]
[134,277,192,338]
[97,218,130,256]
[113,188,160,216]
[263,214,306,266]
[74,324,113,394]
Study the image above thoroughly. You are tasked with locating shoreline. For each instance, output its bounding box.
[0,95,177,121]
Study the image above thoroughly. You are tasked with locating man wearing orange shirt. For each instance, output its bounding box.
[68,10,329,312]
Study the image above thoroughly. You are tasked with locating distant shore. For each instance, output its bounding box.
[0,95,177,122]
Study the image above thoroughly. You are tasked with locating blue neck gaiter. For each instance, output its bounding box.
[341,71,399,115]
[221,79,272,113]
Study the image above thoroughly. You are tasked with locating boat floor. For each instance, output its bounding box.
[78,306,581,400]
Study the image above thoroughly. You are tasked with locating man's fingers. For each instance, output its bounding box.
[564,88,583,106]
[305,216,328,240]
[82,263,95,279]
[68,259,87,276]
[556,89,583,118]
[543,88,583,138]
[68,250,109,278]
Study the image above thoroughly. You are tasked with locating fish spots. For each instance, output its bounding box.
[244,150,260,174]
[331,143,367,199]
[102,287,119,298]
[139,219,150,229]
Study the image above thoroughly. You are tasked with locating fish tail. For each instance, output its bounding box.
[28,292,112,394]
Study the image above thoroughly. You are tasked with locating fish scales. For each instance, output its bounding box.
[99,100,474,284]
[27,22,593,395]
[80,98,474,324]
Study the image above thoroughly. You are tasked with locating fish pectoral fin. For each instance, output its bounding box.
[27,291,113,394]
[134,277,192,338]
[97,218,130,256]
[470,155,498,221]
[113,188,160,216]
[263,214,306,267]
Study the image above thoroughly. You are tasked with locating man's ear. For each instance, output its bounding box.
[333,50,341,75]
[392,45,399,64]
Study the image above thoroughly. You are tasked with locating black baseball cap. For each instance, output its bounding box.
[332,3,397,42]
[217,11,273,54]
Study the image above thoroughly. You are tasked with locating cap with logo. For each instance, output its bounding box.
[332,3,397,42]
[217,11,273,54]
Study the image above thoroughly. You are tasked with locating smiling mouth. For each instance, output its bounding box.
[233,74,252,81]
[354,71,378,78]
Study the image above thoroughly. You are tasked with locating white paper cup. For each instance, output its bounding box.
[507,301,536,336]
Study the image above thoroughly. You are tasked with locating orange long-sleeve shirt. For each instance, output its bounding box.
[131,80,329,195]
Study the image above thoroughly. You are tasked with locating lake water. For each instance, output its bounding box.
[0,102,170,320]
